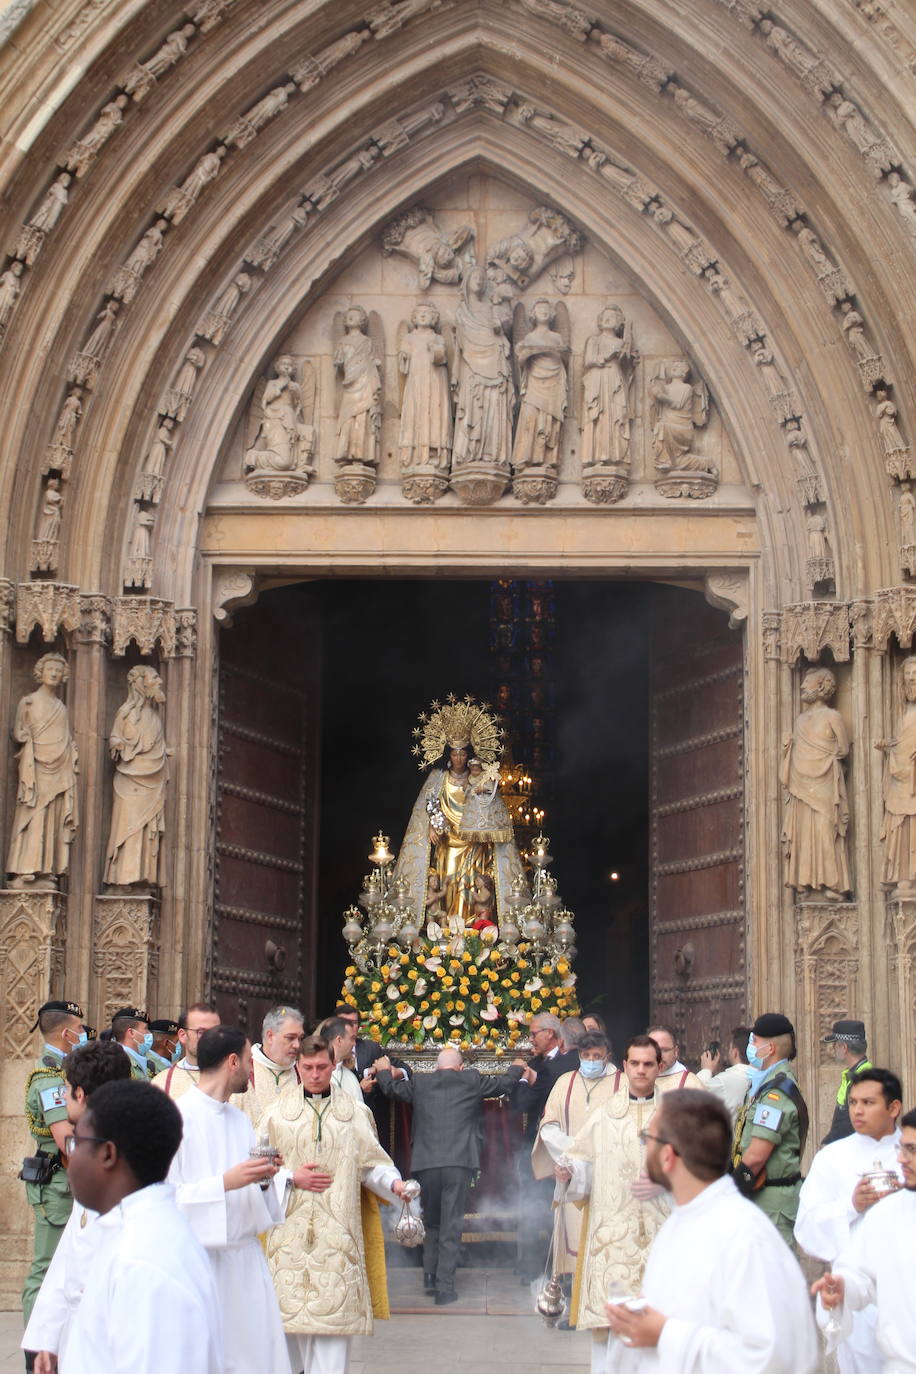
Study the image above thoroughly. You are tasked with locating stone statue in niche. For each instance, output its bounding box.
[246,205,309,272]
[111,219,168,303]
[510,297,570,504]
[31,477,63,572]
[649,358,715,498]
[487,205,583,289]
[6,652,78,890]
[136,419,175,504]
[160,147,227,224]
[121,24,195,100]
[580,304,638,504]
[781,666,852,901]
[397,301,452,504]
[0,261,24,341]
[898,481,916,566]
[14,173,71,265]
[805,510,834,588]
[68,299,120,389]
[243,354,316,500]
[124,507,155,589]
[161,346,206,422]
[450,266,515,505]
[105,666,170,891]
[64,96,129,178]
[381,207,476,287]
[45,389,82,479]
[877,656,916,896]
[876,391,910,480]
[332,307,383,504]
[197,271,252,344]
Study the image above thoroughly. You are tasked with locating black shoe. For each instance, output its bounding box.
[435,1287,458,1305]
[423,1271,437,1293]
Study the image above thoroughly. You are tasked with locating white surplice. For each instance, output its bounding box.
[21,1200,100,1362]
[695,1062,749,1123]
[795,1128,902,1374]
[59,1182,222,1374]
[823,1186,916,1374]
[170,1085,292,1374]
[606,1175,818,1374]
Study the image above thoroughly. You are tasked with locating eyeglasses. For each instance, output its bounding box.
[531,1028,552,1038]
[65,1131,108,1156]
[638,1130,669,1147]
[896,1142,916,1159]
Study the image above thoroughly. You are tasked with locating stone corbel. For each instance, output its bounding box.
[110,596,176,657]
[0,890,67,1059]
[77,593,112,646]
[780,601,851,664]
[849,599,873,651]
[212,568,259,625]
[14,581,80,644]
[174,608,198,658]
[871,587,916,651]
[703,571,748,629]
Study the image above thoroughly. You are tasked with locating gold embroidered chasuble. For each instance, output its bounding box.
[259,1085,395,1337]
[228,1047,298,1129]
[566,1084,669,1329]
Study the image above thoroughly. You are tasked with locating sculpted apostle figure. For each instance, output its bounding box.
[7,653,78,889]
[877,656,916,895]
[105,666,170,889]
[398,301,452,487]
[581,304,636,468]
[333,307,381,468]
[781,667,852,899]
[511,298,569,476]
[451,266,514,486]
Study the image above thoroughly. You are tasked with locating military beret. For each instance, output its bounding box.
[111,1006,150,1023]
[822,1019,866,1044]
[150,1019,180,1036]
[30,998,84,1031]
[752,1012,795,1039]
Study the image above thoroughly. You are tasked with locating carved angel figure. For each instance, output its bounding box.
[649,359,712,475]
[105,666,170,889]
[244,355,316,478]
[381,207,475,287]
[581,305,637,469]
[487,205,583,288]
[397,302,452,497]
[333,308,382,468]
[511,298,569,475]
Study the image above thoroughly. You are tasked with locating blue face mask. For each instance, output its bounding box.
[76,1030,88,1046]
[746,1038,766,1069]
[138,1032,154,1055]
[579,1058,605,1079]
[171,1042,184,1064]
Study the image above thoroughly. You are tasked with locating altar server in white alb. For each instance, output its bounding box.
[813,1106,916,1374]
[169,1025,292,1374]
[60,1078,222,1374]
[604,1088,818,1373]
[795,1067,903,1373]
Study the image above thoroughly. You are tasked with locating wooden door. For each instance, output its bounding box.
[211,595,320,1034]
[649,589,748,1063]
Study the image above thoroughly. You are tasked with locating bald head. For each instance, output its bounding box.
[436,1048,464,1071]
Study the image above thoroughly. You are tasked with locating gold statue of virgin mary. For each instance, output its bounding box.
[394,696,529,929]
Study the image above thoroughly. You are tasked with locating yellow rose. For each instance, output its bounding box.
[494,1046,504,1057]
[417,954,426,964]
[501,978,512,988]
[471,993,480,1004]
[433,1028,443,1039]
[400,953,410,965]
[388,946,399,957]
[455,1000,466,1011]
[345,965,357,976]
[517,959,529,970]
[450,1029,462,1040]
[419,1000,430,1011]
[556,961,569,975]
[510,972,520,983]
[354,976,365,986]
[371,982,382,994]
[468,965,478,976]
[531,996,542,1010]
[541,965,554,976]
[442,975,454,989]
[445,1001,455,1012]
[431,991,441,1003]
[461,952,472,964]
[380,964,390,979]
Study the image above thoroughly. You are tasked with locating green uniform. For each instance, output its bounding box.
[146,1049,172,1078]
[22,1049,72,1323]
[734,1060,806,1247]
[122,1046,152,1080]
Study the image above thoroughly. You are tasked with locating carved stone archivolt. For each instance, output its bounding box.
[0,891,67,1059]
[90,894,160,1030]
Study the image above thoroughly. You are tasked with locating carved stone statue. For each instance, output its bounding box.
[125,508,155,589]
[160,147,226,223]
[899,481,916,548]
[510,297,569,504]
[136,419,175,503]
[805,510,834,588]
[31,477,63,572]
[246,205,308,271]
[122,24,195,99]
[45,389,82,478]
[243,354,316,500]
[0,261,24,339]
[68,299,120,388]
[333,307,382,504]
[111,219,168,303]
[580,304,637,504]
[381,207,475,287]
[14,173,72,264]
[197,271,252,344]
[6,652,78,889]
[876,390,910,479]
[781,667,852,900]
[876,657,916,895]
[450,266,514,505]
[397,301,452,504]
[64,96,129,178]
[487,205,583,288]
[105,666,170,890]
[160,346,205,421]
[649,358,715,498]
[887,172,916,237]
[223,83,295,148]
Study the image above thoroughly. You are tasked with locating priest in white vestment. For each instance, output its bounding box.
[646,1025,702,1093]
[229,1003,304,1126]
[259,1034,411,1374]
[170,1026,292,1374]
[557,1036,670,1372]
[796,1068,903,1373]
[604,1087,818,1373]
[532,1029,618,1274]
[813,1109,916,1374]
[59,1077,223,1374]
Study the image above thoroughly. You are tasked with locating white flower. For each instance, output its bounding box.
[386,984,400,1000]
[481,1003,499,1022]
[414,978,428,997]
[449,1013,466,1026]
[397,1003,415,1021]
[524,977,543,994]
[422,1014,438,1030]
[425,956,442,971]
[477,948,491,964]
[562,975,576,989]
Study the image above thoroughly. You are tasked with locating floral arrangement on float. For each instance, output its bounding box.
[338,695,580,1051]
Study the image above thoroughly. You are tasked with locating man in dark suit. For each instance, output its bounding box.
[334,1004,410,1150]
[510,1014,583,1281]
[376,1048,525,1304]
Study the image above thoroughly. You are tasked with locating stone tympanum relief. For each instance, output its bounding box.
[243,354,317,500]
[213,178,735,509]
[878,656,916,897]
[781,667,852,901]
[6,653,78,891]
[105,666,170,891]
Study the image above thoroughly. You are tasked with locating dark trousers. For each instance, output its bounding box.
[414,1165,473,1290]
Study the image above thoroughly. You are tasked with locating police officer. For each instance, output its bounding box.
[146,1018,181,1077]
[110,1006,153,1079]
[732,1012,809,1246]
[821,1018,872,1144]
[21,999,85,1336]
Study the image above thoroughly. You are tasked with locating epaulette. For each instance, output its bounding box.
[24,1064,63,1138]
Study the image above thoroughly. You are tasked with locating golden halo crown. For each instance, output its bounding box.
[411,694,505,769]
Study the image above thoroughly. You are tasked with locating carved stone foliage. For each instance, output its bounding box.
[91,895,160,1030]
[110,597,194,658]
[243,355,316,500]
[780,602,851,664]
[872,588,916,652]
[794,901,859,1063]
[0,892,66,1059]
[0,580,14,636]
[14,582,80,644]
